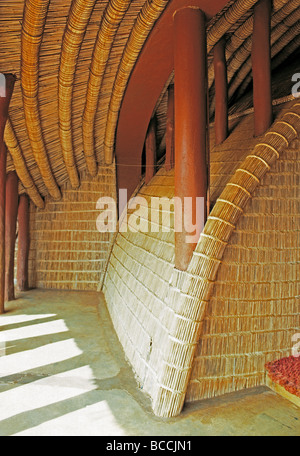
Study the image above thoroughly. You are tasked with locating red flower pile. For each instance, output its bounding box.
[265,356,300,397]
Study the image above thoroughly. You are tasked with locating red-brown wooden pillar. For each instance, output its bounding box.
[165,84,174,171]
[0,74,16,314]
[174,7,208,271]
[5,171,18,302]
[252,0,273,136]
[17,194,30,292]
[214,37,228,145]
[145,116,157,185]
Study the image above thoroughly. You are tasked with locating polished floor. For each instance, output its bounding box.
[0,289,299,436]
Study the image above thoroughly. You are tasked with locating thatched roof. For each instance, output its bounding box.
[1,0,299,207]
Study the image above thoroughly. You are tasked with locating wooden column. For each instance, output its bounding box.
[165,84,174,171]
[0,74,16,313]
[145,116,157,185]
[174,7,208,271]
[214,37,228,145]
[252,0,273,136]
[5,171,19,302]
[17,194,30,292]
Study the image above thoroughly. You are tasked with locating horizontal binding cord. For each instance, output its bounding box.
[169,307,206,325]
[284,111,300,120]
[247,153,271,169]
[169,334,199,347]
[200,232,228,245]
[236,167,260,183]
[156,383,187,396]
[265,131,289,146]
[217,198,244,212]
[226,182,251,197]
[169,288,210,302]
[192,250,222,263]
[207,215,236,228]
[275,120,298,136]
[254,142,280,158]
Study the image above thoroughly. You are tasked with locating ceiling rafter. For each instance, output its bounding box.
[228,17,300,103]
[83,0,132,177]
[207,1,300,116]
[58,0,98,189]
[206,0,258,54]
[4,117,45,209]
[208,0,296,88]
[21,0,61,201]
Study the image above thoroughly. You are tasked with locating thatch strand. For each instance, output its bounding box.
[21,0,61,201]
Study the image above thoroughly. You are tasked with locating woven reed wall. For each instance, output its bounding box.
[103,108,261,402]
[103,168,175,390]
[186,134,300,402]
[103,100,299,416]
[28,165,116,290]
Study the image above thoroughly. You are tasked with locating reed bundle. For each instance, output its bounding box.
[21,0,61,201]
[4,118,44,208]
[82,0,131,176]
[226,17,300,108]
[145,0,299,152]
[58,0,98,189]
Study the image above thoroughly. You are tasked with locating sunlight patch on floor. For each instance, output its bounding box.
[0,365,96,422]
[0,338,82,377]
[0,314,56,327]
[13,400,127,436]
[0,319,68,342]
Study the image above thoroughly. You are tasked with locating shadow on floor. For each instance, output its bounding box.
[0,289,299,436]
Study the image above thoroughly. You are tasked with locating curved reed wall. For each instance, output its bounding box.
[186,130,300,401]
[103,100,300,417]
[103,169,176,392]
[4,118,44,209]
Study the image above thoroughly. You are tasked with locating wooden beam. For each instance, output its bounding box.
[145,116,157,185]
[17,194,30,292]
[214,37,228,145]
[165,84,175,171]
[0,74,16,313]
[252,0,273,136]
[174,7,208,271]
[5,171,18,302]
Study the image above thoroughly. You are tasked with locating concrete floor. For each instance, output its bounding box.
[0,289,299,436]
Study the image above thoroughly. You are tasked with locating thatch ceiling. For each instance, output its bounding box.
[0,0,299,208]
